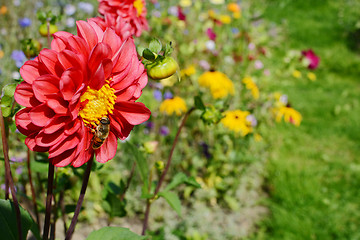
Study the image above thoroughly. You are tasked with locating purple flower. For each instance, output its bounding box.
[10,156,24,163]
[78,2,94,14]
[145,121,154,129]
[16,166,23,175]
[11,50,26,68]
[246,114,258,127]
[254,60,263,69]
[160,126,170,136]
[302,49,320,70]
[206,28,216,41]
[231,27,239,35]
[199,60,210,71]
[19,18,31,28]
[153,90,162,101]
[163,91,173,99]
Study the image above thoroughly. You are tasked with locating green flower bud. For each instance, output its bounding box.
[201,106,223,125]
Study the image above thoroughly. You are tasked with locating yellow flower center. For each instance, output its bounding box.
[79,80,116,128]
[133,0,143,16]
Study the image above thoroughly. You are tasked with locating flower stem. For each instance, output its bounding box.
[43,162,55,240]
[27,149,40,228]
[141,107,195,235]
[0,109,22,239]
[65,156,94,240]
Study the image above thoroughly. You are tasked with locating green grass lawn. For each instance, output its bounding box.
[255,0,360,239]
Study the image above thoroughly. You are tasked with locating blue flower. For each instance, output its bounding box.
[163,91,173,99]
[11,50,26,68]
[160,126,170,136]
[153,90,162,101]
[18,18,32,28]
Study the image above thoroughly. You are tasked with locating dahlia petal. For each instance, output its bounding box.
[47,95,69,115]
[88,42,112,73]
[51,148,78,167]
[76,20,98,49]
[102,28,122,56]
[20,60,47,84]
[112,38,136,73]
[64,118,81,135]
[115,84,137,101]
[32,75,60,102]
[95,131,117,163]
[15,108,42,136]
[112,56,141,91]
[51,31,74,52]
[44,116,69,134]
[60,69,83,101]
[88,63,105,90]
[29,104,55,127]
[102,59,113,80]
[87,19,105,42]
[38,49,62,77]
[72,129,93,167]
[110,113,134,140]
[35,129,65,147]
[58,50,83,71]
[25,134,49,152]
[66,36,90,59]
[49,135,80,158]
[14,82,40,107]
[114,101,151,125]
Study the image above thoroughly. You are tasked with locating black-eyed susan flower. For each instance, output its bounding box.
[242,76,260,100]
[221,110,253,136]
[159,96,187,116]
[198,71,235,99]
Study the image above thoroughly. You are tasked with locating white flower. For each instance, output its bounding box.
[12,71,21,80]
[78,2,94,14]
[205,40,216,51]
[64,4,76,16]
[66,17,75,28]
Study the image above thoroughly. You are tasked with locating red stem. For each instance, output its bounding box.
[141,107,195,235]
[27,149,40,228]
[43,162,55,240]
[0,109,22,239]
[65,156,94,240]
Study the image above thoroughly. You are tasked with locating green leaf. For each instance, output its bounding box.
[87,227,147,240]
[2,83,17,97]
[125,142,149,192]
[164,42,173,56]
[158,191,182,216]
[164,172,187,192]
[149,39,162,54]
[0,199,40,240]
[194,96,205,110]
[164,173,201,192]
[184,177,201,188]
[142,48,156,61]
[137,46,145,56]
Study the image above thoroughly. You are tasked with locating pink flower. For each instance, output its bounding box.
[98,0,149,37]
[302,49,320,70]
[14,20,151,167]
[206,28,216,41]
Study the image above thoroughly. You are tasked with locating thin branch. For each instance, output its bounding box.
[27,149,40,228]
[65,156,94,240]
[43,162,55,240]
[141,107,195,235]
[0,109,22,239]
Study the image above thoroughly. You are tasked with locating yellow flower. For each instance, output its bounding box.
[274,106,302,126]
[180,65,196,77]
[292,70,302,78]
[0,6,7,15]
[254,133,262,142]
[221,110,253,136]
[198,71,235,99]
[307,72,316,81]
[233,12,241,19]
[219,15,231,24]
[242,76,260,99]
[180,0,192,7]
[208,9,218,20]
[227,3,241,13]
[0,50,4,59]
[160,96,187,116]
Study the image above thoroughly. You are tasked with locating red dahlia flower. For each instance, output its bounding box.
[14,20,151,167]
[91,14,132,42]
[98,0,149,37]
